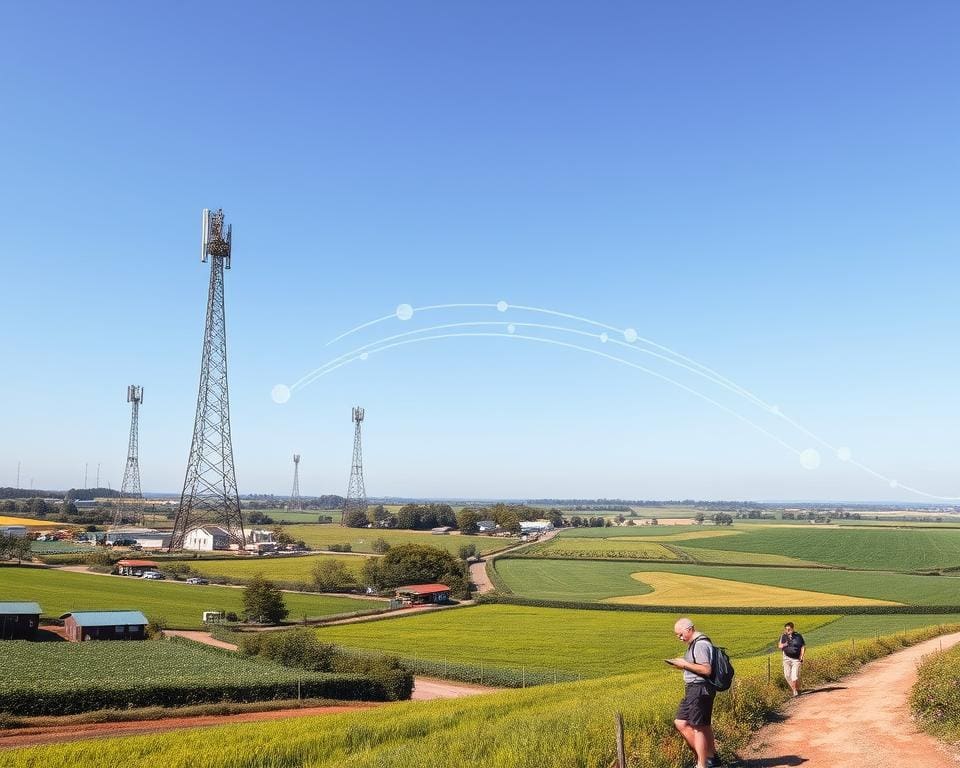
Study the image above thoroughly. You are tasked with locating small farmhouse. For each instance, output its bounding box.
[395,583,450,606]
[116,559,160,577]
[60,610,149,641]
[184,525,232,551]
[0,601,41,639]
[0,525,29,538]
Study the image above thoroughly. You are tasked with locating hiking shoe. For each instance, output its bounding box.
[706,757,724,767]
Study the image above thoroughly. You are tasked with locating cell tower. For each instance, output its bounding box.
[290,454,302,511]
[342,407,367,524]
[112,385,145,529]
[169,209,245,551]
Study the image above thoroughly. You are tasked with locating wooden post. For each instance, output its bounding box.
[614,711,626,768]
[767,654,771,682]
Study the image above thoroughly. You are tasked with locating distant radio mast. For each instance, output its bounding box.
[342,407,368,524]
[170,209,245,551]
[290,454,302,511]
[113,385,145,529]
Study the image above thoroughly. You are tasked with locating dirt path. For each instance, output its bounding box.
[470,529,559,595]
[738,631,960,767]
[0,704,379,749]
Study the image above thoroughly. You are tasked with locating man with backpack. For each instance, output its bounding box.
[669,618,725,768]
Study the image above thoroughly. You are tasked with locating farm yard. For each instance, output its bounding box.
[0,568,381,628]
[165,553,369,585]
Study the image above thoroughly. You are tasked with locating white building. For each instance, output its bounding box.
[104,527,171,549]
[0,525,29,538]
[519,520,554,534]
[248,529,275,543]
[184,525,232,551]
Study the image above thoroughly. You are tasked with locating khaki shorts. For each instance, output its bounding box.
[782,656,802,682]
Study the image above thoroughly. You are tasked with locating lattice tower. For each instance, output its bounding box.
[290,454,302,511]
[342,407,367,524]
[169,209,245,550]
[112,385,144,528]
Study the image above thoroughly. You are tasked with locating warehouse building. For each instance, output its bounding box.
[395,584,451,606]
[0,601,42,639]
[60,610,149,641]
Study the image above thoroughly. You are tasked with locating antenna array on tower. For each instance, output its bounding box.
[112,385,144,529]
[342,407,368,525]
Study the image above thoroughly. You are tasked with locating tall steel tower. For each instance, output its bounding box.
[342,407,368,524]
[290,454,302,511]
[112,385,144,529]
[169,209,245,551]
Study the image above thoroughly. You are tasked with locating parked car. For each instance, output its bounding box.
[185,577,209,585]
[141,571,165,580]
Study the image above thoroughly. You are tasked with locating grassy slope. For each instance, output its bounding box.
[283,525,514,555]
[0,568,379,628]
[493,558,960,604]
[318,604,835,677]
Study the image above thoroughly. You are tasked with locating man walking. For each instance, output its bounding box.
[778,621,806,696]
[669,618,721,768]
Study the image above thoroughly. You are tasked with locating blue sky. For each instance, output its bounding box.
[2,3,959,501]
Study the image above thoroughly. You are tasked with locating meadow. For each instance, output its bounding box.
[0,567,380,628]
[7,626,958,768]
[493,558,960,605]
[0,638,382,715]
[282,524,514,555]
[165,553,368,585]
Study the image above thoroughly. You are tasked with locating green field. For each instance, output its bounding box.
[283,524,515,555]
[318,604,835,677]
[166,553,368,584]
[0,638,374,715]
[493,558,960,605]
[0,567,382,628]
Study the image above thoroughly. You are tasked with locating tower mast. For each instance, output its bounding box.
[342,407,368,525]
[169,209,245,550]
[290,454,302,511]
[113,386,144,528]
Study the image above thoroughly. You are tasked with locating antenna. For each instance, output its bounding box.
[342,407,368,525]
[112,385,145,529]
[170,208,244,550]
[290,454,302,511]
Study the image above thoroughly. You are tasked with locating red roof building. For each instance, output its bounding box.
[394,583,451,605]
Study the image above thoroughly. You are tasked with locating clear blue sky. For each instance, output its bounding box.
[2,3,959,502]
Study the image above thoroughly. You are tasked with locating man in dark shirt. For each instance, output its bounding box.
[778,621,806,696]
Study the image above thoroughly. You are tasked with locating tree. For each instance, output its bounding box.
[371,537,391,554]
[362,544,469,597]
[311,559,358,592]
[458,543,478,561]
[370,504,390,526]
[0,535,31,564]
[29,498,47,518]
[343,508,371,528]
[546,508,564,528]
[242,574,289,623]
[694,512,706,525]
[456,509,482,535]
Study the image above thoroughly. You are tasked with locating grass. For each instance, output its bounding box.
[911,640,960,742]
[283,524,514,555]
[7,623,957,768]
[523,537,682,559]
[165,553,368,584]
[317,604,837,678]
[0,567,381,628]
[492,558,960,605]
[603,572,898,607]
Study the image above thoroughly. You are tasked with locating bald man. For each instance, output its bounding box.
[668,618,721,768]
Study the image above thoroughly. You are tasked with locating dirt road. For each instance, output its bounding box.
[738,632,960,767]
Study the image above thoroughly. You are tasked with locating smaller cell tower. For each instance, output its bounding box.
[290,454,302,511]
[113,385,144,529]
[342,407,367,525]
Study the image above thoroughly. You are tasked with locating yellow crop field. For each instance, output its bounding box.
[0,515,76,529]
[604,572,901,607]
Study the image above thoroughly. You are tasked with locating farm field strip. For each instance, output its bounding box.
[0,568,379,628]
[492,558,960,605]
[166,553,368,583]
[0,515,79,528]
[283,525,514,555]
[603,572,899,607]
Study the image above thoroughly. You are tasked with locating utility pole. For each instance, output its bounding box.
[113,386,145,529]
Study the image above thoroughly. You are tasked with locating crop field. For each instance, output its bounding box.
[166,553,368,584]
[673,547,819,565]
[318,604,836,678]
[0,515,79,528]
[492,558,960,605]
[0,638,377,715]
[603,572,897,607]
[0,568,380,628]
[283,524,514,555]
[524,537,681,559]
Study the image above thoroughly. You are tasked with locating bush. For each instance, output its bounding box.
[328,543,352,553]
[242,575,289,624]
[911,642,960,740]
[311,559,357,592]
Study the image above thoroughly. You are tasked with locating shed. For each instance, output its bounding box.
[395,583,451,606]
[60,611,149,642]
[116,559,159,576]
[476,520,498,533]
[0,602,41,639]
[430,526,452,535]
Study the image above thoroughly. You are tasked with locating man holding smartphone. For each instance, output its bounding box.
[778,621,806,696]
[669,618,721,768]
